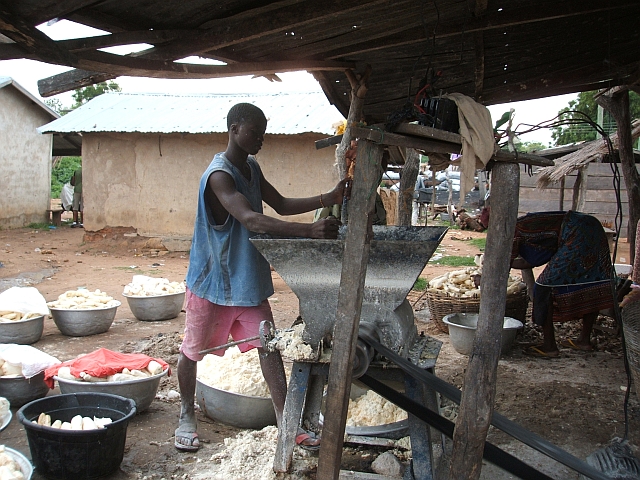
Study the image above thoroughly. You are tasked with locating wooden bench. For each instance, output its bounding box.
[47,209,63,227]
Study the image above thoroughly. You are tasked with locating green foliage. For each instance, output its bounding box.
[517,141,546,153]
[551,90,640,146]
[430,255,476,266]
[51,156,81,198]
[468,237,486,251]
[44,98,66,115]
[413,277,428,291]
[28,222,50,229]
[71,81,121,109]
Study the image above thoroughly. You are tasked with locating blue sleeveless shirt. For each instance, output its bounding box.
[185,153,274,306]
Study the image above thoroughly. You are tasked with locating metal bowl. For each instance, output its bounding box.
[122,292,185,321]
[195,379,276,429]
[0,315,44,344]
[54,368,168,413]
[0,372,49,408]
[49,302,120,337]
[443,313,523,356]
[2,447,33,480]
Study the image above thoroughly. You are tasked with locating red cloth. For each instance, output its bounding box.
[44,348,170,389]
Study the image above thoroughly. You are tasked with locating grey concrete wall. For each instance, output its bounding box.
[82,132,339,245]
[0,87,53,228]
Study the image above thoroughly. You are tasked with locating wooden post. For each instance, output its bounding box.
[559,176,565,210]
[449,161,520,480]
[317,139,383,480]
[597,88,640,265]
[571,165,588,212]
[398,149,420,226]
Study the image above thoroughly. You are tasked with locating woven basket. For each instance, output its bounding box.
[426,288,529,334]
[622,301,640,402]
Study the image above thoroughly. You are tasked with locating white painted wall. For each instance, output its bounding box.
[0,86,53,228]
[82,132,339,246]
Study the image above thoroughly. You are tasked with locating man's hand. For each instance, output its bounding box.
[309,216,341,239]
[325,178,352,206]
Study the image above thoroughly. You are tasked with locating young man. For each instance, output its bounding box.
[175,103,348,452]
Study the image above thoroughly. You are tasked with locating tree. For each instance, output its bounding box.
[518,141,546,153]
[71,81,121,109]
[51,156,81,198]
[551,90,640,146]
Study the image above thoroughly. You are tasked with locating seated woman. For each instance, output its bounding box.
[511,211,614,357]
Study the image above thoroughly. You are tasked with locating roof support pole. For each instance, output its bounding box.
[449,161,520,479]
[317,138,383,480]
[571,165,588,212]
[398,149,420,226]
[596,88,640,265]
[317,66,378,480]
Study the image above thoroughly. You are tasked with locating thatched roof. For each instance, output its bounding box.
[536,119,640,188]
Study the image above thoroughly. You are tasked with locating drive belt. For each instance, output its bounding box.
[358,332,609,480]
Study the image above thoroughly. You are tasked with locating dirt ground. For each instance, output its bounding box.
[1,219,639,479]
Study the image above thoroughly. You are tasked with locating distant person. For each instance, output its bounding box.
[70,167,83,228]
[176,103,349,452]
[510,211,614,357]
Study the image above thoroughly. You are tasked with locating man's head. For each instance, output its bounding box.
[227,103,268,156]
[227,103,267,130]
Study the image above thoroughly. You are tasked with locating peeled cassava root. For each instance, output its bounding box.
[0,311,42,323]
[34,413,113,430]
[47,289,119,310]
[57,360,164,383]
[428,267,525,298]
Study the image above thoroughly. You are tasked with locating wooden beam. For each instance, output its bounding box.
[15,0,113,26]
[36,55,353,96]
[571,166,588,211]
[0,5,77,66]
[351,127,461,155]
[317,138,383,480]
[131,0,390,62]
[324,1,635,59]
[449,161,520,480]
[56,30,193,52]
[38,69,116,97]
[473,0,487,101]
[0,43,37,60]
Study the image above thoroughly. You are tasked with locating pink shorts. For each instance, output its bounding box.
[180,289,273,361]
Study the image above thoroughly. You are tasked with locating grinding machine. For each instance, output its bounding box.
[251,225,448,476]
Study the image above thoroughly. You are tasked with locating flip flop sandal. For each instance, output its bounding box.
[296,432,321,452]
[560,338,594,351]
[175,430,199,452]
[523,345,559,358]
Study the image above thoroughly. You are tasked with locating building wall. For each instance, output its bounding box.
[82,132,339,246]
[0,87,53,228]
[520,163,640,238]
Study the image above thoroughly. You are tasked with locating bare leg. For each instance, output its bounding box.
[575,312,597,350]
[72,210,79,225]
[175,352,200,451]
[541,307,559,354]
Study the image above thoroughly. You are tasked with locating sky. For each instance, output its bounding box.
[0,20,577,147]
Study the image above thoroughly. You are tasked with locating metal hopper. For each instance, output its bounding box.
[251,225,447,353]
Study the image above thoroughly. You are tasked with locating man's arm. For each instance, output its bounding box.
[260,176,348,216]
[208,171,340,238]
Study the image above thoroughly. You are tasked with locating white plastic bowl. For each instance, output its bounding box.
[443,313,522,356]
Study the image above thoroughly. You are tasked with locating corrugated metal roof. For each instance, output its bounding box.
[38,92,344,136]
[0,76,60,120]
